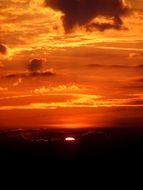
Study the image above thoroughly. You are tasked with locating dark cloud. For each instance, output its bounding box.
[86,63,143,69]
[45,0,129,32]
[28,59,43,72]
[30,71,55,77]
[1,58,55,79]
[0,44,7,55]
[87,19,127,31]
[86,63,130,68]
[3,71,55,79]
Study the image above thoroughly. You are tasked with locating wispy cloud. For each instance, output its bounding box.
[34,85,81,93]
[0,92,143,110]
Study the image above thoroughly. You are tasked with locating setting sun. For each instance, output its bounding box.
[65,137,76,142]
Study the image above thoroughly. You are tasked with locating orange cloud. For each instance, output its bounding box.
[34,85,81,93]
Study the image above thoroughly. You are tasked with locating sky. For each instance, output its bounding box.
[0,0,143,128]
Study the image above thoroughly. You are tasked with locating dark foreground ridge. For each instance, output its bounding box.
[0,127,143,161]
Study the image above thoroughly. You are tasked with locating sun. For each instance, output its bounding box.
[65,137,76,142]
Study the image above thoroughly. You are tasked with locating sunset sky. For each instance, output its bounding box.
[0,0,143,128]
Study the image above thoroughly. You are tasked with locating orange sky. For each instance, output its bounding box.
[0,0,143,128]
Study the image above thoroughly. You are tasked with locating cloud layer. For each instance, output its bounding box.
[45,0,129,32]
[4,71,55,79]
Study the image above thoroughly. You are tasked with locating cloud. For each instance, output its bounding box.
[45,0,129,32]
[30,70,55,77]
[28,59,43,72]
[0,93,142,111]
[86,63,143,69]
[34,85,81,93]
[86,63,130,69]
[87,19,127,32]
[3,70,55,79]
[0,44,7,55]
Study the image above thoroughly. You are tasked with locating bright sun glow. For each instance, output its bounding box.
[65,137,76,142]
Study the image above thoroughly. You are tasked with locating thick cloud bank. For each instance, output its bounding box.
[45,0,129,32]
